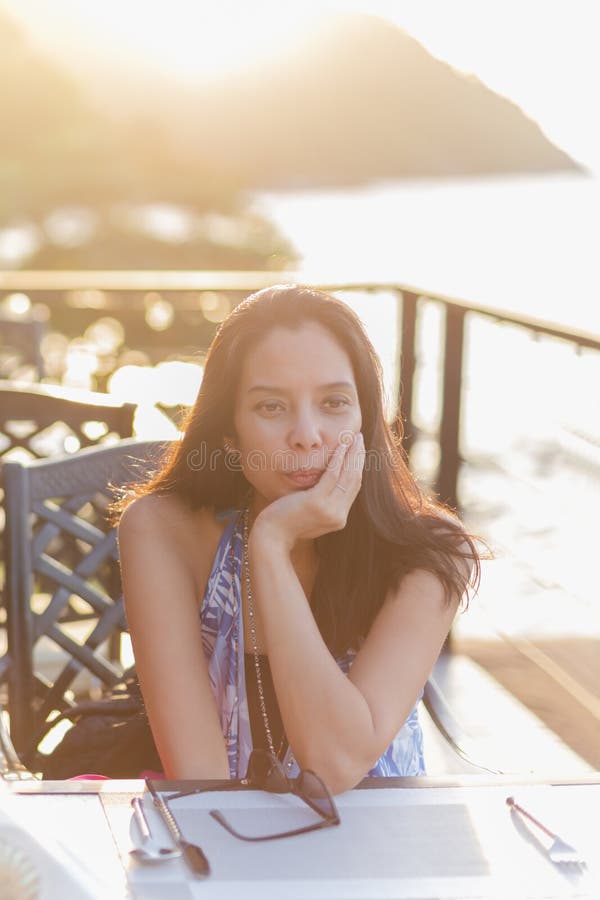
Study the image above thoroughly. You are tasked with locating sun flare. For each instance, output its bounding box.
[68,1,327,81]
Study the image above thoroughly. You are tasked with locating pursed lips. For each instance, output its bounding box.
[284,468,324,485]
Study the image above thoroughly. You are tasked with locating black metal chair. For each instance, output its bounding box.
[0,380,136,461]
[0,381,139,658]
[1,438,168,769]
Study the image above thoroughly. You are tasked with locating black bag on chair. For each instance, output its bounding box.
[39,667,162,779]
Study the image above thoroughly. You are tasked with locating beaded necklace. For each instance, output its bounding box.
[241,507,287,760]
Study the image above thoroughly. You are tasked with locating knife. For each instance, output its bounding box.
[145,779,210,877]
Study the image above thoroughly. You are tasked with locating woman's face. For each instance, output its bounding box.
[232,321,362,510]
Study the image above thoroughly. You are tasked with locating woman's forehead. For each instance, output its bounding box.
[240,322,356,386]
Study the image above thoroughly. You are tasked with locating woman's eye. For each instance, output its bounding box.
[323,396,350,410]
[256,400,285,413]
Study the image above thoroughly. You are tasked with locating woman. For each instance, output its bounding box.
[117,284,481,794]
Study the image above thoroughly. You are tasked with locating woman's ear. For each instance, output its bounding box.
[224,435,241,456]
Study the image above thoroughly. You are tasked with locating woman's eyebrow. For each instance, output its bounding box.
[247,381,356,394]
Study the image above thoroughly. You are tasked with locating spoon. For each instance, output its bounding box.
[145,779,211,877]
[129,796,182,864]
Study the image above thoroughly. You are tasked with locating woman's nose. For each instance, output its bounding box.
[287,412,323,449]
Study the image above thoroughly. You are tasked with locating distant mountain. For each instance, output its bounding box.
[173,14,578,186]
[0,11,295,266]
[1,8,580,212]
[66,13,576,188]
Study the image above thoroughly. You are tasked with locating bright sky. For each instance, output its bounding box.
[2,0,600,171]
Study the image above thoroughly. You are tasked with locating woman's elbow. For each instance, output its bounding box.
[306,749,372,796]
[323,763,368,796]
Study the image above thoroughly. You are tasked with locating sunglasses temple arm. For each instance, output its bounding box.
[209,809,335,842]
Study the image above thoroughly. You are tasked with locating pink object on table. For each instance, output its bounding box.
[67,769,165,781]
[68,774,111,781]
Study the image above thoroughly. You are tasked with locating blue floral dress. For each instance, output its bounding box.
[200,509,425,780]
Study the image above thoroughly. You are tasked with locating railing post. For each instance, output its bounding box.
[394,290,418,456]
[437,304,466,510]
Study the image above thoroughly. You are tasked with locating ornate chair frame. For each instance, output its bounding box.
[1,438,168,765]
[0,380,136,461]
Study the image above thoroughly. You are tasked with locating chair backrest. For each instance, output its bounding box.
[1,438,169,761]
[0,380,136,461]
[0,383,138,641]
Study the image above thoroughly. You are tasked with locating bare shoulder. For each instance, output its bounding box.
[118,493,229,599]
[119,493,191,535]
[118,493,167,532]
[119,493,220,537]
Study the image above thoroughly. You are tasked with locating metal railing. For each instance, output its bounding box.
[1,270,599,510]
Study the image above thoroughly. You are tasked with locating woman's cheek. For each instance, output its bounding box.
[333,411,362,442]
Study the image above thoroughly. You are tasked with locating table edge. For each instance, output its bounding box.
[7,771,600,795]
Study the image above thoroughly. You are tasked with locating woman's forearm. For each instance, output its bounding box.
[248,527,379,791]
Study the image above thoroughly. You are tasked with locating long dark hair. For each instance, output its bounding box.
[116,285,482,655]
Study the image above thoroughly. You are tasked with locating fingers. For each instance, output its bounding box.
[263,434,364,542]
[320,432,364,498]
[337,432,364,498]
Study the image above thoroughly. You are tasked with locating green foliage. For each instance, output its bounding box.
[0,12,295,269]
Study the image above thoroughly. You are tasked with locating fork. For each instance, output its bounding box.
[506,796,586,866]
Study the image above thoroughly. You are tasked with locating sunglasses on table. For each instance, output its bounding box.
[167,749,340,842]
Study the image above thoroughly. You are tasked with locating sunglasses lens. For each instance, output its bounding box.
[296,770,337,820]
[248,750,289,790]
